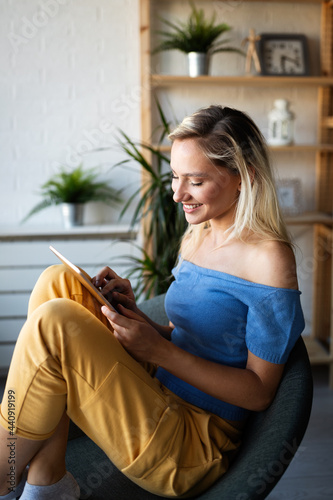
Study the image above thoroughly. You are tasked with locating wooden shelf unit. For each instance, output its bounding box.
[139,0,333,385]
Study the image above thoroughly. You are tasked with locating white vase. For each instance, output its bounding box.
[187,52,210,77]
[61,203,84,229]
[267,99,295,146]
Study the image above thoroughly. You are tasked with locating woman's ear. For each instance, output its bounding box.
[248,166,255,184]
[237,167,255,192]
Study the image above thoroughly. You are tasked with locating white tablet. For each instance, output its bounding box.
[49,245,116,311]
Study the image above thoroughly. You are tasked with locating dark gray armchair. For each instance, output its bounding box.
[66,294,313,499]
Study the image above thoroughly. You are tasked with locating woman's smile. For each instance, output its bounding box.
[182,203,203,213]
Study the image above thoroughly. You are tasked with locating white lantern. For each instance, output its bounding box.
[268,99,294,146]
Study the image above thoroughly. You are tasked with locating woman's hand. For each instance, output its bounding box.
[101,304,167,363]
[92,267,135,300]
[92,266,138,311]
[93,267,173,338]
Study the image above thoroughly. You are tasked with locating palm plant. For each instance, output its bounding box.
[22,165,122,223]
[116,104,187,299]
[153,2,242,56]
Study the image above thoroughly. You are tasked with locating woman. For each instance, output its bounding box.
[0,105,304,499]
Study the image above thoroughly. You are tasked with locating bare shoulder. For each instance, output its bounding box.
[247,239,298,290]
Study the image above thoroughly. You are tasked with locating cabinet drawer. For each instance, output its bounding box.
[0,319,25,342]
[0,344,15,371]
[0,268,43,292]
[0,293,29,317]
[0,240,137,267]
[0,263,136,294]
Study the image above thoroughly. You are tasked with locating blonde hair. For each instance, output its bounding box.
[169,105,291,258]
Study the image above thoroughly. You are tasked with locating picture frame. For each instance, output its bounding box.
[276,178,303,216]
[258,34,310,76]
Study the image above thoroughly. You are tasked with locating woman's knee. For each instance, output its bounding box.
[20,298,95,362]
[38,264,68,284]
[34,265,71,294]
[28,265,80,316]
[19,297,101,359]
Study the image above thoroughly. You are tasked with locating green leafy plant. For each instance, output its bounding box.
[153,2,243,55]
[115,104,187,299]
[22,164,122,223]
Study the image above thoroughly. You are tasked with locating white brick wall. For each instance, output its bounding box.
[0,0,142,226]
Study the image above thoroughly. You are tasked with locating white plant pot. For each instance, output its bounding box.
[187,52,210,77]
[61,203,84,229]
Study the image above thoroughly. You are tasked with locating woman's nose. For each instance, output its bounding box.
[173,183,188,203]
[173,190,181,203]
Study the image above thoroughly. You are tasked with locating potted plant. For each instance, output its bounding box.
[22,165,122,228]
[153,2,244,77]
[115,102,187,299]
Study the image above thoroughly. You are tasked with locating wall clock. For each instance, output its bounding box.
[258,34,310,76]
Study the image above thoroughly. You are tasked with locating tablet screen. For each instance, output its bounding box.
[49,245,116,311]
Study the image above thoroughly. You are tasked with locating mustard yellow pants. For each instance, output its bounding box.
[0,265,242,498]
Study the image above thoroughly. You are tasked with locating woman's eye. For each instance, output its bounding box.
[170,174,202,186]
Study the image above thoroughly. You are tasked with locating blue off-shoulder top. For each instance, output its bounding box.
[155,259,305,420]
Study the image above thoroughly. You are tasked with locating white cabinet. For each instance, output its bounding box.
[0,225,139,374]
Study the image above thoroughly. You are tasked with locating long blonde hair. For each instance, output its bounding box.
[169,105,291,258]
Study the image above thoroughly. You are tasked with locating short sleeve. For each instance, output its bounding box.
[245,289,305,364]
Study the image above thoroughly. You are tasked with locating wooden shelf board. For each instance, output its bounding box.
[286,212,333,225]
[157,0,328,4]
[151,75,333,88]
[154,143,333,153]
[270,144,333,152]
[303,336,333,365]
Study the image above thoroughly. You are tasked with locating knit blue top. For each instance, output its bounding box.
[155,258,305,420]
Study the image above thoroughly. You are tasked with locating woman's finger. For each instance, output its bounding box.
[92,266,120,287]
[99,278,130,295]
[102,304,143,324]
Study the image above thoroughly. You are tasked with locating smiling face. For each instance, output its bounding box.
[170,138,241,229]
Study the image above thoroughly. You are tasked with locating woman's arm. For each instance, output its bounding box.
[102,305,284,413]
[156,340,284,412]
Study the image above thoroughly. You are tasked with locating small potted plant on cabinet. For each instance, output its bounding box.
[22,165,122,228]
[153,2,244,77]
